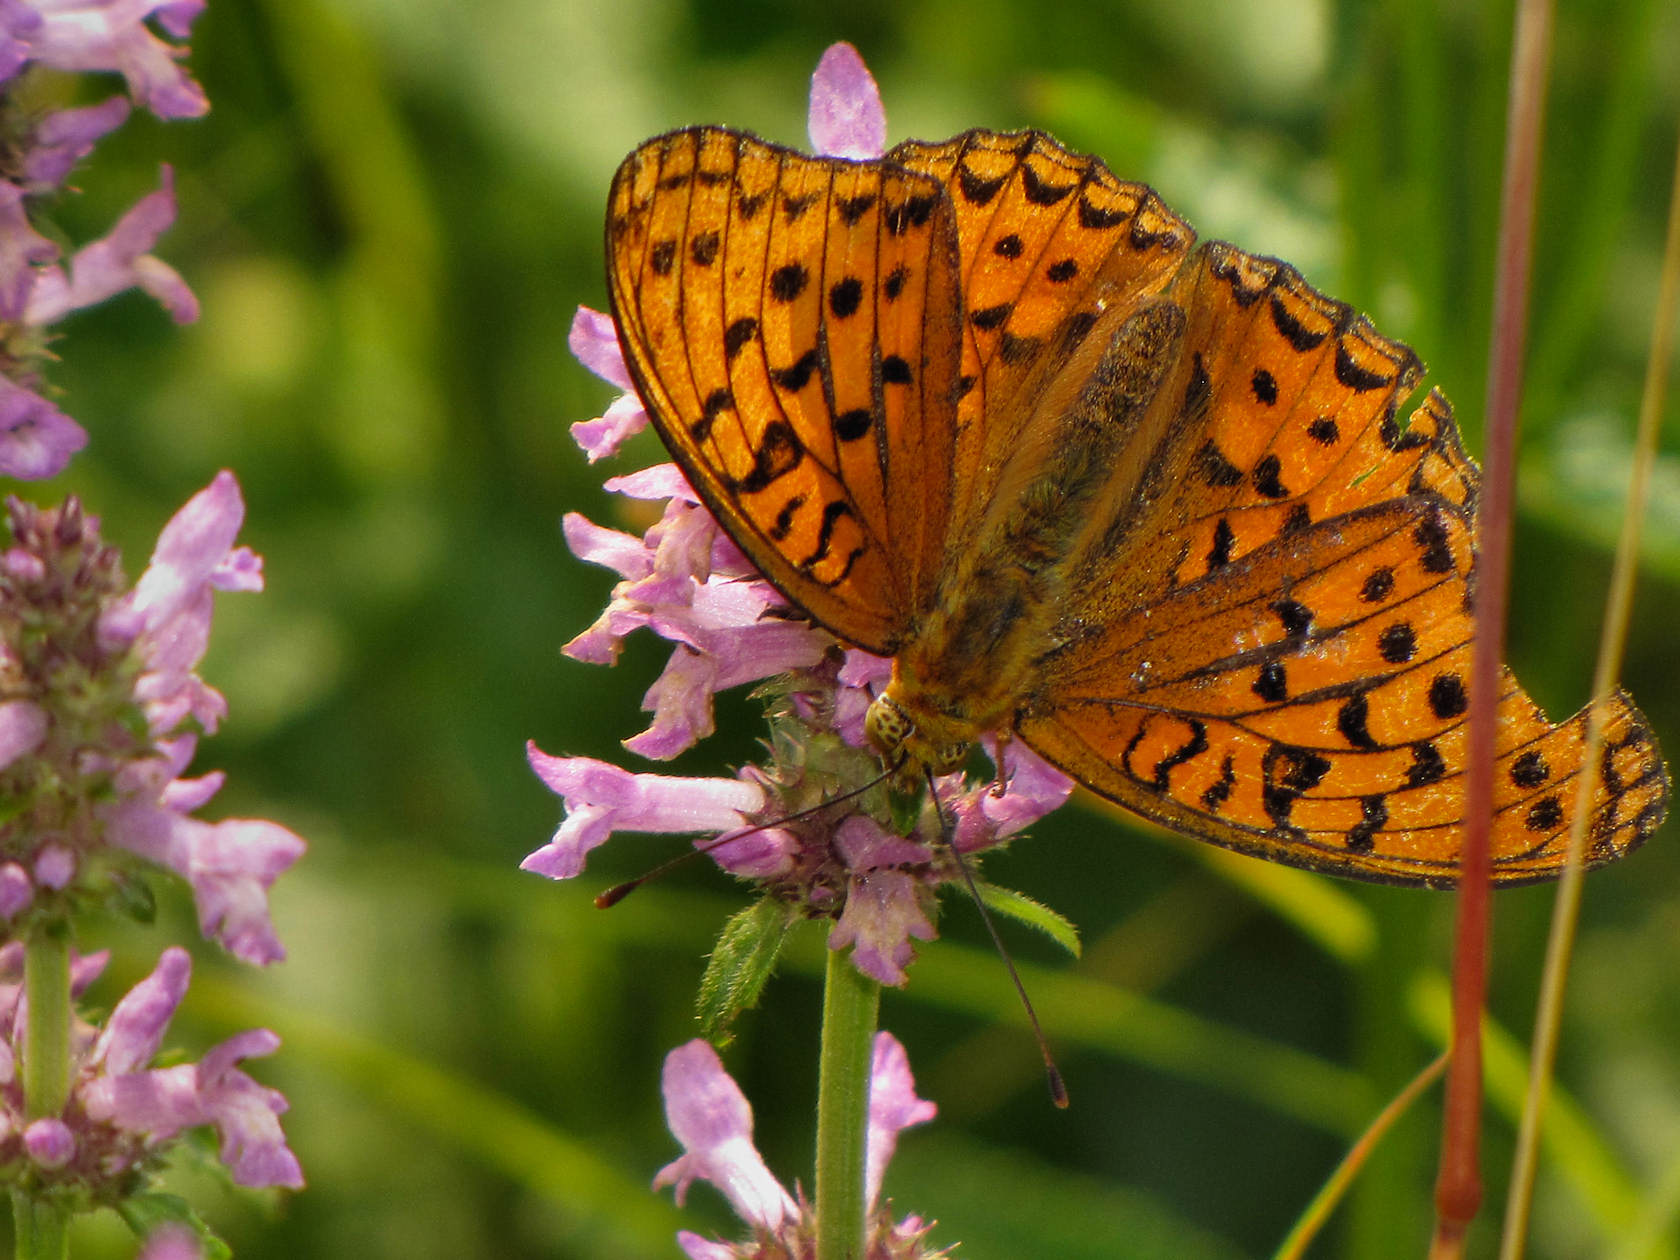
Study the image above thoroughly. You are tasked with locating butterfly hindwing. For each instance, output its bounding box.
[1019,242,1667,884]
[607,127,964,654]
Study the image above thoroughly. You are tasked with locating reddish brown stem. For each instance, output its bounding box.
[1432,0,1554,1245]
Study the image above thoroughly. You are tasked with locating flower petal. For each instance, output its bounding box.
[523,749,765,879]
[864,1032,936,1209]
[808,42,887,160]
[23,96,132,190]
[0,377,87,480]
[93,946,189,1074]
[654,1040,796,1232]
[24,167,195,326]
[568,305,635,390]
[0,700,47,770]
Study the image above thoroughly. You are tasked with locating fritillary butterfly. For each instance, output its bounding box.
[604,125,1668,887]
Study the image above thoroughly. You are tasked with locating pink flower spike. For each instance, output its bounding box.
[654,1040,797,1233]
[808,42,887,160]
[864,1032,936,1209]
[523,748,765,878]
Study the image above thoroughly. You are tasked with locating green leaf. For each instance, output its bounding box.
[696,897,798,1042]
[117,1193,233,1260]
[973,882,1082,958]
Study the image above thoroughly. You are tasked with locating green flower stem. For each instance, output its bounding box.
[814,947,880,1260]
[10,1193,67,1260]
[23,925,71,1118]
[14,924,72,1260]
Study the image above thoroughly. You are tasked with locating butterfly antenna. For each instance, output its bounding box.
[927,765,1069,1109]
[595,766,896,908]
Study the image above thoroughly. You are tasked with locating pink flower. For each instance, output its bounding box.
[2,479,303,964]
[136,1224,203,1260]
[808,42,887,160]
[24,166,198,328]
[533,43,1075,990]
[3,0,209,119]
[20,96,132,190]
[0,946,303,1193]
[522,750,781,881]
[567,307,649,461]
[655,1034,946,1260]
[0,163,194,480]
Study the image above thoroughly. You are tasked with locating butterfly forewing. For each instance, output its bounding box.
[889,131,1194,542]
[607,127,963,653]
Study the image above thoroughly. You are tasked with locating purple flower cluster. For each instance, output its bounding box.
[0,0,204,481]
[656,1033,947,1260]
[529,43,1073,988]
[0,0,305,1231]
[1,477,304,964]
[0,943,302,1195]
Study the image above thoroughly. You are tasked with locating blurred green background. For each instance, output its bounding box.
[14,0,1680,1255]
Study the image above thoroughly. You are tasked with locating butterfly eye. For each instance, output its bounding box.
[864,693,911,758]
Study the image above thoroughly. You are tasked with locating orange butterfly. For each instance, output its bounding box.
[604,125,1667,887]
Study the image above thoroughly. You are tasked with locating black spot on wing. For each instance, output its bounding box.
[770,262,809,303]
[1428,673,1468,720]
[1253,661,1288,703]
[829,276,863,319]
[1510,750,1549,789]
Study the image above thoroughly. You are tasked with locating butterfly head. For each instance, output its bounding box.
[865,691,972,784]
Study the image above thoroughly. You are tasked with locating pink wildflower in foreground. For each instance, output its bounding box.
[0,0,206,479]
[0,0,209,120]
[1,475,304,963]
[656,1034,946,1260]
[0,944,302,1197]
[530,43,1075,988]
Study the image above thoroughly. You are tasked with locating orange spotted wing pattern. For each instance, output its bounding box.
[607,127,963,654]
[605,126,1668,886]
